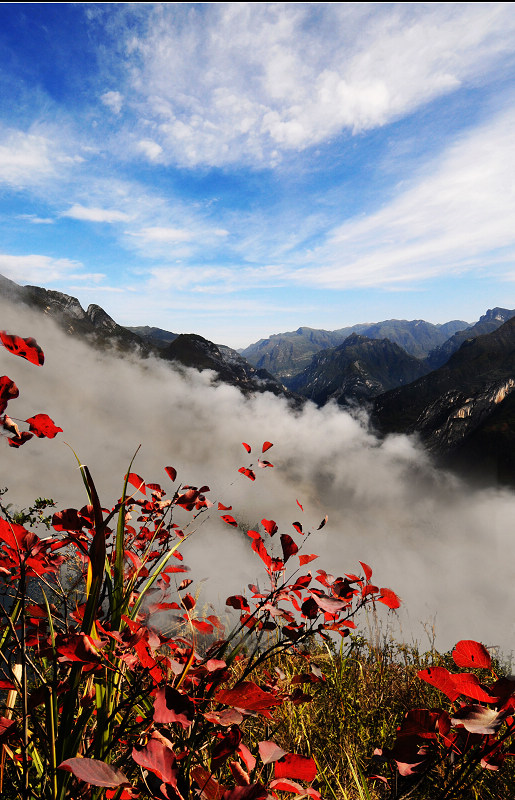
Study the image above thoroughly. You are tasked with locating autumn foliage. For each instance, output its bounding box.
[0,330,514,800]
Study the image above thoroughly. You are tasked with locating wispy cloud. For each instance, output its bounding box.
[135,226,193,243]
[292,106,515,288]
[62,204,131,223]
[0,253,83,284]
[17,215,54,225]
[121,3,515,167]
[0,129,56,187]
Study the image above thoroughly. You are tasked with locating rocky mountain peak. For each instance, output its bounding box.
[86,303,119,332]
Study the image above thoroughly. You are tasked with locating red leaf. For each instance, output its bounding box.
[26,413,62,439]
[126,472,146,495]
[215,681,283,711]
[417,667,460,702]
[192,619,214,634]
[178,578,193,591]
[182,593,196,611]
[309,592,345,615]
[237,743,256,772]
[292,521,302,534]
[7,431,33,447]
[204,709,244,726]
[262,441,273,452]
[192,765,226,800]
[153,686,195,728]
[212,726,242,768]
[280,534,298,564]
[299,554,318,566]
[249,535,272,569]
[452,640,491,670]
[221,515,238,527]
[359,561,373,581]
[274,753,317,782]
[229,761,250,787]
[296,499,304,511]
[0,332,44,366]
[165,466,177,482]
[378,588,401,609]
[58,758,129,788]
[226,595,250,611]
[242,442,251,453]
[52,508,93,533]
[258,741,287,764]
[258,459,273,468]
[261,519,278,536]
[238,467,256,481]
[218,503,232,511]
[317,515,328,530]
[452,673,499,703]
[132,734,178,785]
[56,633,101,664]
[0,376,19,414]
[269,779,303,794]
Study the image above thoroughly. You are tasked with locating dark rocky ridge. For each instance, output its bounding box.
[0,274,292,399]
[373,315,515,484]
[286,333,430,406]
[126,326,179,348]
[426,307,515,369]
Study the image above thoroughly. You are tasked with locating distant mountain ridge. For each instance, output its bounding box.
[241,318,469,379]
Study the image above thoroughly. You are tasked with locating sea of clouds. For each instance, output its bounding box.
[1,298,514,656]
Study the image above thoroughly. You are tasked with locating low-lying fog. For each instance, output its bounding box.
[1,299,514,656]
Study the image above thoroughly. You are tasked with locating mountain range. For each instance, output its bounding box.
[2,271,515,485]
[240,318,469,379]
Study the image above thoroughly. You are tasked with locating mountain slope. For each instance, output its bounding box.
[242,319,468,379]
[125,325,179,348]
[425,307,515,369]
[286,333,430,406]
[0,274,292,399]
[373,316,515,482]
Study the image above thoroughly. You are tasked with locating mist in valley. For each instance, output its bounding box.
[1,298,514,655]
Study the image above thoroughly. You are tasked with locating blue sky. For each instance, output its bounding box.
[1,3,515,347]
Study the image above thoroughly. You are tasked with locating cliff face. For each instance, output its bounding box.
[373,316,515,483]
[426,307,515,369]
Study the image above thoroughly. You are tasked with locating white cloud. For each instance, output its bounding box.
[135,226,192,243]
[0,129,55,187]
[291,107,515,288]
[0,253,82,284]
[101,90,123,114]
[144,264,235,292]
[17,215,54,225]
[0,125,83,188]
[125,3,515,166]
[3,298,515,651]
[138,139,163,161]
[62,204,131,223]
[68,272,106,283]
